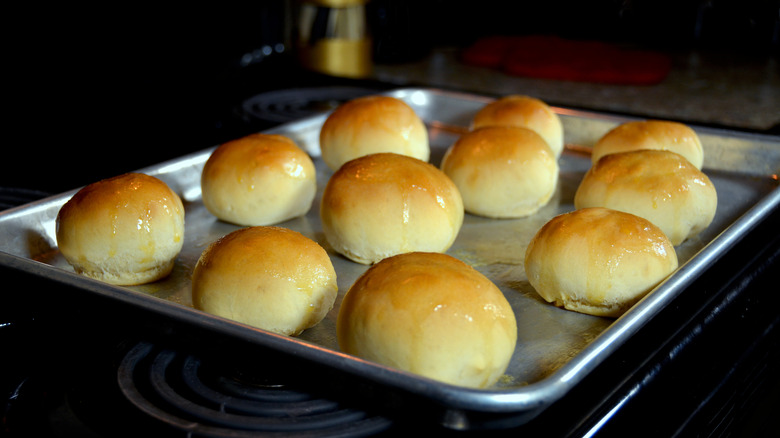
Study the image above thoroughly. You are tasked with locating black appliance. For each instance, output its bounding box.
[3,5,779,437]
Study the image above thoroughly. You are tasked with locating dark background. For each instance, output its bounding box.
[4,1,778,192]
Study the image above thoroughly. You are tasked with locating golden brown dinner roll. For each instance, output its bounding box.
[320,153,464,265]
[56,173,185,286]
[591,119,704,169]
[338,252,517,388]
[200,133,316,226]
[191,226,337,336]
[574,149,717,245]
[319,95,429,171]
[524,208,678,317]
[440,126,558,218]
[471,95,564,157]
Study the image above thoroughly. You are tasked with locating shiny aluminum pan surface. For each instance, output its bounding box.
[1,88,778,427]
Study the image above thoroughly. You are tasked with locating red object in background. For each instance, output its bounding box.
[460,35,672,85]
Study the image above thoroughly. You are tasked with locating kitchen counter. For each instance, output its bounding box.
[369,46,780,133]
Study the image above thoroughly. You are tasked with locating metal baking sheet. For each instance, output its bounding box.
[1,87,778,428]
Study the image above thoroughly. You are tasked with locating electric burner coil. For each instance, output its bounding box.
[117,342,393,437]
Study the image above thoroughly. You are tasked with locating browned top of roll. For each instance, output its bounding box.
[574,149,717,245]
[320,152,463,264]
[58,173,182,223]
[55,172,185,285]
[337,251,516,388]
[524,207,678,317]
[200,133,316,226]
[471,95,564,157]
[192,226,337,336]
[319,95,429,170]
[592,120,704,169]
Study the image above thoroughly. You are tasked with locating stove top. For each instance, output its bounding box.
[117,341,394,436]
[4,335,397,437]
[1,81,405,438]
[3,65,780,438]
[240,86,381,125]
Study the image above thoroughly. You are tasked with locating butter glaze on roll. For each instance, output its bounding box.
[471,95,564,157]
[192,226,337,336]
[575,149,717,245]
[591,120,704,169]
[320,153,463,265]
[524,208,678,317]
[56,173,185,286]
[319,95,430,171]
[337,252,517,388]
[441,126,558,218]
[200,133,316,226]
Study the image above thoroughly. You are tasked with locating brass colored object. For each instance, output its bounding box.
[296,0,371,78]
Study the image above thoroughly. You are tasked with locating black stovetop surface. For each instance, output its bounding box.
[3,45,780,436]
[2,181,778,437]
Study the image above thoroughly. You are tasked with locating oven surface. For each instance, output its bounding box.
[4,7,780,433]
[4,85,779,428]
[4,83,780,437]
[2,201,779,437]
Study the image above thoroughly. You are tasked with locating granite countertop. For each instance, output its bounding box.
[370,47,780,134]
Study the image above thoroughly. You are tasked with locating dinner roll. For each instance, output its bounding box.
[56,173,185,286]
[338,252,517,388]
[200,133,316,226]
[321,153,463,265]
[440,126,558,218]
[471,95,564,157]
[191,226,337,336]
[591,120,704,169]
[574,149,717,245]
[524,208,678,317]
[319,95,430,171]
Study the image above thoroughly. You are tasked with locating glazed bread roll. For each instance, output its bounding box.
[319,95,430,171]
[320,153,463,265]
[575,149,717,245]
[591,120,704,169]
[56,173,185,286]
[471,95,564,157]
[192,226,337,336]
[337,252,517,388]
[201,133,316,226]
[441,126,558,218]
[524,208,678,317]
